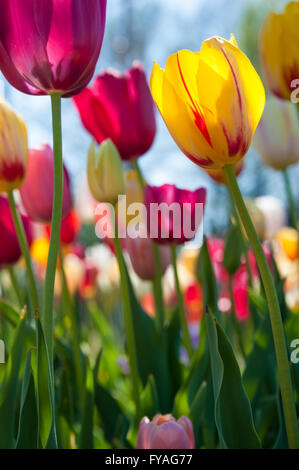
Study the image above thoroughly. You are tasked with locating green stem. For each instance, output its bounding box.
[8,190,39,311]
[59,249,84,404]
[282,169,297,229]
[224,163,299,449]
[112,209,141,420]
[228,189,253,286]
[171,245,193,361]
[8,266,23,308]
[152,243,165,331]
[42,93,63,371]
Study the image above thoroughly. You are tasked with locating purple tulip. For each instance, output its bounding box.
[0,0,107,97]
[144,184,206,245]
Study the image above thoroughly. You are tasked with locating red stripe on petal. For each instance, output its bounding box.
[0,160,24,182]
[176,54,213,147]
[220,47,248,156]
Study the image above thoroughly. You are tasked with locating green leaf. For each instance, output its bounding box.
[35,316,57,449]
[141,375,159,418]
[94,382,129,446]
[206,312,261,449]
[188,315,209,403]
[223,222,243,275]
[79,359,94,449]
[196,238,220,321]
[0,308,26,448]
[126,266,180,412]
[16,350,38,449]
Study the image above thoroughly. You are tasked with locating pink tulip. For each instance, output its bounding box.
[144,184,206,245]
[73,62,156,161]
[20,144,72,223]
[0,0,107,97]
[0,196,33,266]
[125,235,171,281]
[137,414,195,449]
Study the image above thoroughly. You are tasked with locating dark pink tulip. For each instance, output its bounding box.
[0,0,107,97]
[73,62,156,161]
[144,184,206,245]
[137,414,195,449]
[0,196,33,267]
[20,144,72,223]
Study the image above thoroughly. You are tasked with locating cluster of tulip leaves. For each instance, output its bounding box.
[0,228,298,449]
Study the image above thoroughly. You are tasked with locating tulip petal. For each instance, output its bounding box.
[150,422,192,449]
[150,61,217,168]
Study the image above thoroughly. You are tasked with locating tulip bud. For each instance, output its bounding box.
[253,97,299,171]
[255,196,287,239]
[20,144,72,223]
[259,2,299,101]
[243,199,265,241]
[126,233,171,281]
[0,195,32,266]
[87,139,126,205]
[0,97,28,192]
[137,414,195,449]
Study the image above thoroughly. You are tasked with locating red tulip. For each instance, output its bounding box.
[184,283,203,324]
[144,184,206,245]
[0,196,32,266]
[73,62,156,161]
[137,414,195,449]
[45,209,81,245]
[125,234,171,281]
[232,269,250,322]
[20,144,72,223]
[0,0,107,97]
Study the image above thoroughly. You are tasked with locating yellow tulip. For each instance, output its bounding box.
[276,227,299,261]
[87,139,126,205]
[259,2,299,101]
[150,35,265,169]
[0,97,28,192]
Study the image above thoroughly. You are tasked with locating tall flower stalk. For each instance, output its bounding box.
[224,163,299,449]
[42,93,64,370]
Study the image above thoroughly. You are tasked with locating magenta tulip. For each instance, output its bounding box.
[144,184,206,245]
[73,61,156,161]
[0,196,32,266]
[0,0,107,97]
[125,234,171,281]
[20,144,72,223]
[137,414,195,449]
